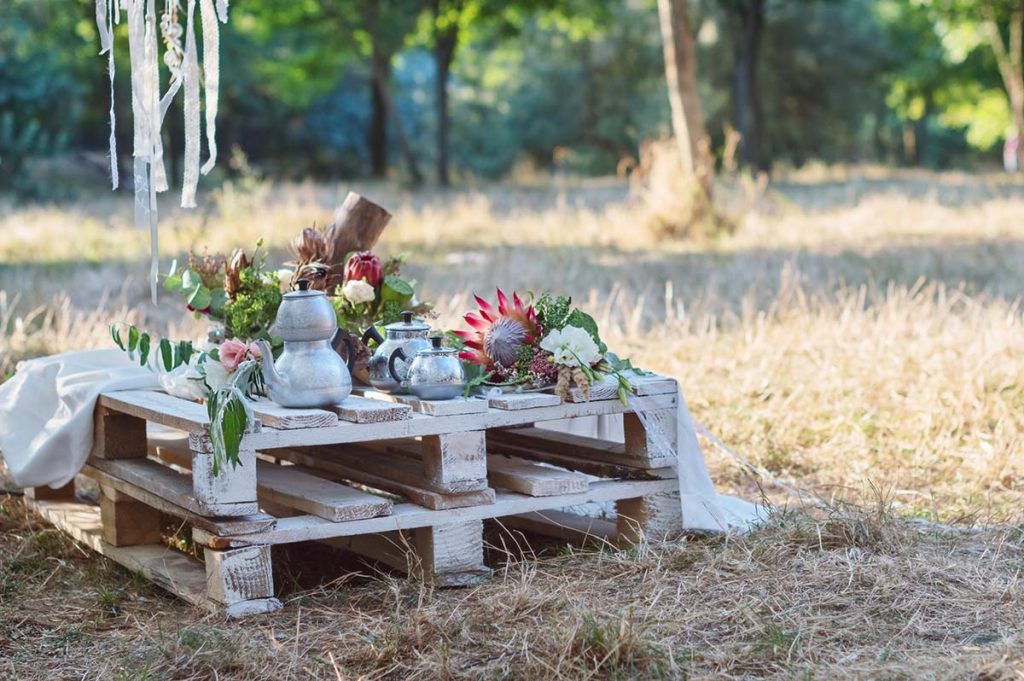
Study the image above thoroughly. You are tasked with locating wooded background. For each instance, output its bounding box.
[2,0,1023,196]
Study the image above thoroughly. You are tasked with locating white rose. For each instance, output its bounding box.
[342,278,376,305]
[276,269,294,293]
[539,326,601,368]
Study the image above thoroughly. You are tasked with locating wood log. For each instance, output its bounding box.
[325,192,392,265]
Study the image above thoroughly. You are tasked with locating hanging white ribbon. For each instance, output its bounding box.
[100,0,229,302]
[96,0,118,189]
[180,0,200,208]
[199,0,221,175]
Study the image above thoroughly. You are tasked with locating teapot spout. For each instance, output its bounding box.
[254,340,287,393]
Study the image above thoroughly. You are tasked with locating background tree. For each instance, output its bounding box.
[657,0,711,191]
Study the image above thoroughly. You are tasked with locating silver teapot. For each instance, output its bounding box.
[361,311,431,393]
[255,280,353,408]
[407,336,466,401]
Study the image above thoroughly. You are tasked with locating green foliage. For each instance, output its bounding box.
[111,323,194,372]
[3,0,1019,187]
[534,292,572,331]
[224,269,282,340]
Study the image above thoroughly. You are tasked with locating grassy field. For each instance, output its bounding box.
[2,168,1024,678]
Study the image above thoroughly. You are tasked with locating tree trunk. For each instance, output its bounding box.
[434,23,458,187]
[982,0,1024,171]
[657,0,711,191]
[733,0,765,171]
[380,80,424,186]
[369,49,390,179]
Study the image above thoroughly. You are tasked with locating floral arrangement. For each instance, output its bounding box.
[328,251,431,333]
[163,238,284,343]
[111,324,262,474]
[453,290,639,403]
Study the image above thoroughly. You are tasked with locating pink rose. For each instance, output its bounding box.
[247,342,263,360]
[219,339,249,372]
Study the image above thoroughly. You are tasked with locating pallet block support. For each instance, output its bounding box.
[91,406,148,460]
[414,520,490,587]
[615,491,683,545]
[99,486,162,547]
[189,433,260,516]
[421,431,487,489]
[25,480,76,501]
[623,410,678,464]
[204,545,276,607]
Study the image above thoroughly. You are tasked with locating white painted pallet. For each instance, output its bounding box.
[30,373,685,617]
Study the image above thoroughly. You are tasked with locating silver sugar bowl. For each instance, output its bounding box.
[407,335,466,401]
[361,311,432,393]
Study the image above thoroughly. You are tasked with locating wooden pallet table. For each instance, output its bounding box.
[23,375,684,617]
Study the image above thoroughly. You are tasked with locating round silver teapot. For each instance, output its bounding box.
[361,311,431,393]
[407,336,466,401]
[255,280,353,408]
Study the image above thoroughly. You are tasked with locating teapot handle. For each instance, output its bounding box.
[331,328,356,371]
[387,347,408,384]
[361,325,385,346]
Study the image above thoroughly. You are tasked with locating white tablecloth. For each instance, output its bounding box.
[0,349,157,488]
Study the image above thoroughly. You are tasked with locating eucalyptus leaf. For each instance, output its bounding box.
[138,332,150,366]
[159,338,173,372]
[110,324,124,351]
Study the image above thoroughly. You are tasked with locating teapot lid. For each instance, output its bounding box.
[417,334,456,356]
[284,278,323,299]
[384,310,430,333]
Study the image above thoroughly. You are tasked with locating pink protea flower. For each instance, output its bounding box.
[454,289,539,369]
[344,251,384,288]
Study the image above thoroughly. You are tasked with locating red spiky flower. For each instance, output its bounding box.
[454,289,540,370]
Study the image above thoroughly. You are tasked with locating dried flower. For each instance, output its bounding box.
[292,226,330,265]
[528,351,559,386]
[224,248,251,298]
[188,250,225,290]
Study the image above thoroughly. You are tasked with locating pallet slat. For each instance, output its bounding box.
[486,455,589,496]
[27,499,282,617]
[250,400,338,430]
[88,458,259,518]
[192,478,678,547]
[359,390,490,416]
[490,426,677,469]
[330,396,412,424]
[255,460,392,522]
[267,446,495,510]
[85,464,276,535]
[486,391,562,410]
[100,391,212,432]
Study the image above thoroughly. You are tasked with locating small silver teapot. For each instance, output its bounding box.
[255,280,353,408]
[361,311,431,393]
[407,336,466,401]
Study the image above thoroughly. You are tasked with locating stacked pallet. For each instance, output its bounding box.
[25,374,683,617]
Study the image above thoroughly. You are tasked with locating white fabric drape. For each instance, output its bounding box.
[541,378,764,533]
[0,351,158,489]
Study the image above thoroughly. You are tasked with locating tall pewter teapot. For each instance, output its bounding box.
[255,280,353,408]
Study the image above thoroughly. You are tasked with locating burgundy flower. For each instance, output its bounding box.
[344,251,384,288]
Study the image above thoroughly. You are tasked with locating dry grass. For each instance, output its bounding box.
[2,168,1024,678]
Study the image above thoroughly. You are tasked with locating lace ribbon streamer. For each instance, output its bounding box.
[97,0,229,302]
